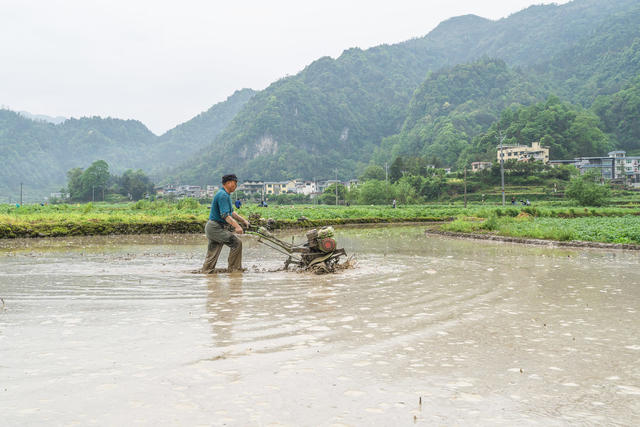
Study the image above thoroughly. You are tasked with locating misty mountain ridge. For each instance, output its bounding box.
[0,89,255,199]
[17,111,68,125]
[166,0,640,185]
[2,0,640,200]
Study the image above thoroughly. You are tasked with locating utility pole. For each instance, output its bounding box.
[92,185,95,202]
[20,182,23,206]
[335,169,338,206]
[384,162,389,204]
[463,168,467,208]
[498,131,506,206]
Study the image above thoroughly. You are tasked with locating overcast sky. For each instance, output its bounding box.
[1,0,570,135]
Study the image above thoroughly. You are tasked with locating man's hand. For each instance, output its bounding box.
[234,224,244,234]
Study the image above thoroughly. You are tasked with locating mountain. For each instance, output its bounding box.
[377,1,640,167]
[374,58,547,166]
[592,77,640,155]
[0,110,156,200]
[3,0,640,198]
[150,88,256,173]
[166,42,450,183]
[17,111,67,125]
[0,89,254,200]
[532,3,640,105]
[169,0,640,184]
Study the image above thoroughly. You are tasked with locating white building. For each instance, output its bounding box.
[295,180,317,195]
[471,161,492,172]
[497,141,550,164]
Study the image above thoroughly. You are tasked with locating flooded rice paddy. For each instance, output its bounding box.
[1,225,639,425]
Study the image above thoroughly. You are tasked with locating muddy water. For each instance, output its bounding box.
[1,226,639,425]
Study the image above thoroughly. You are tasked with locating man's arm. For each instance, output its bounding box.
[224,214,243,234]
[232,211,249,228]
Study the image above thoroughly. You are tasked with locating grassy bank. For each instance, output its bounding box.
[1,200,639,241]
[442,214,640,244]
[0,201,454,238]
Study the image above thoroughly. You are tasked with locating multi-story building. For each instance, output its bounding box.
[237,181,264,196]
[346,179,359,189]
[471,162,492,172]
[317,180,340,193]
[295,180,317,195]
[205,185,219,198]
[497,141,550,164]
[263,180,298,195]
[155,184,205,198]
[550,150,640,185]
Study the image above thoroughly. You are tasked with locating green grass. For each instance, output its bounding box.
[1,199,639,240]
[442,215,640,244]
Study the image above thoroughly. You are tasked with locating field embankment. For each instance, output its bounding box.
[2,201,639,244]
[438,210,640,246]
[0,201,454,239]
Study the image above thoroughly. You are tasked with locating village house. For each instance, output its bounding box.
[497,141,550,164]
[264,180,297,195]
[471,161,492,172]
[295,180,317,195]
[237,180,265,196]
[206,185,218,198]
[550,150,640,186]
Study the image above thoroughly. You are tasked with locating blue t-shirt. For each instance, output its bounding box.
[209,188,234,223]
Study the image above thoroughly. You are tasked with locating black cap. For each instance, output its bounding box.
[222,174,238,184]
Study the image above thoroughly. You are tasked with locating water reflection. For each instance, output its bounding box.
[206,273,243,348]
[1,226,639,425]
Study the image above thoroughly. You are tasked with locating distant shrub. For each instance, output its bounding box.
[565,172,611,206]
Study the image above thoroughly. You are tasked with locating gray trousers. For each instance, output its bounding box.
[202,220,243,273]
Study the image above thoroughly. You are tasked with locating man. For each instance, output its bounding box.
[202,174,250,273]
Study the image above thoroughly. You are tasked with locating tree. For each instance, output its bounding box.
[318,183,346,205]
[360,164,386,181]
[392,177,419,204]
[565,171,611,206]
[66,168,84,200]
[357,180,390,205]
[389,157,405,183]
[81,160,110,201]
[118,169,154,200]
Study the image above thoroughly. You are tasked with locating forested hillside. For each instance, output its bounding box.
[3,0,640,199]
[169,0,640,185]
[462,96,612,164]
[377,1,640,168]
[149,88,256,174]
[0,111,156,200]
[0,89,254,200]
[167,40,452,183]
[592,77,640,155]
[373,59,546,166]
